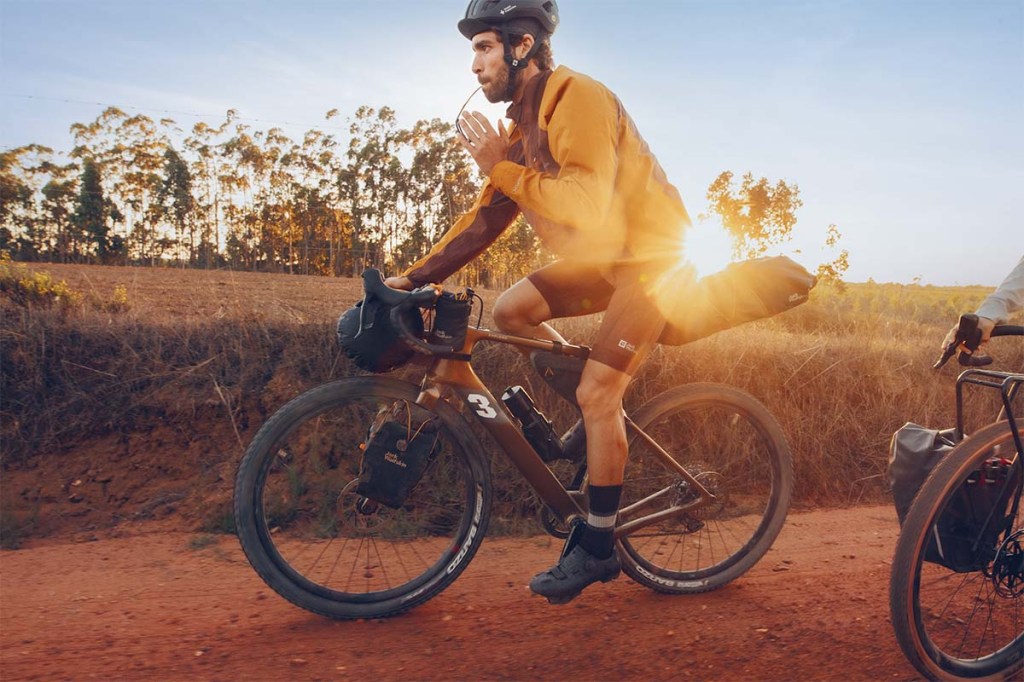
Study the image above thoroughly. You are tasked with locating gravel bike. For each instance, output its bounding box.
[234,269,793,619]
[889,314,1024,680]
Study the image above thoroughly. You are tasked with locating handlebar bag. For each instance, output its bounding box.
[337,296,425,373]
[657,255,816,346]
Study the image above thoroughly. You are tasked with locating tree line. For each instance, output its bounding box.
[0,105,845,287]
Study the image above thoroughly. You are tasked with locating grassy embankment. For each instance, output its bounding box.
[1,260,1019,542]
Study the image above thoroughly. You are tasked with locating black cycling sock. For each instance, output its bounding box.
[579,484,622,559]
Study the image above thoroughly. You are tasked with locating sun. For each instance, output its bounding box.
[645,219,737,328]
[681,219,734,280]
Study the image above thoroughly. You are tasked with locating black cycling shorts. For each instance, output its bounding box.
[527,260,667,375]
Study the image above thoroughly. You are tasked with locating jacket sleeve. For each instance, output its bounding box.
[402,143,523,286]
[487,75,618,235]
[976,255,1024,323]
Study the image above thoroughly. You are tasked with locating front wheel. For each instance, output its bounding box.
[618,383,793,593]
[234,377,491,620]
[889,420,1023,680]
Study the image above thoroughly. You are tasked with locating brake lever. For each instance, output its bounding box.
[933,342,957,370]
[934,313,985,369]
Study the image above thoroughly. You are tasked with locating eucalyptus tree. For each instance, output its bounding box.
[259,127,295,271]
[281,125,348,275]
[0,146,41,258]
[156,146,195,265]
[118,114,168,262]
[184,113,237,268]
[219,119,293,270]
[704,170,849,287]
[215,113,257,268]
[72,158,123,262]
[338,106,405,275]
[40,161,82,262]
[0,145,75,260]
[70,107,167,263]
[396,118,477,271]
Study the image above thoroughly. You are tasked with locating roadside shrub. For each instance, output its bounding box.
[0,256,82,310]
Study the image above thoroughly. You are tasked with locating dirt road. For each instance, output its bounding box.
[1,505,924,681]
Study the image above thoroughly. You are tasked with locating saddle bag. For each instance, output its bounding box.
[356,402,440,509]
[658,255,816,346]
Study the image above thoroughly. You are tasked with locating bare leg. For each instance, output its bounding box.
[575,360,634,485]
[492,278,565,346]
[529,358,635,602]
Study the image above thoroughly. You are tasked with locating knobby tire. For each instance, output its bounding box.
[234,377,491,620]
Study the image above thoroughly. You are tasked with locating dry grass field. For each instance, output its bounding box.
[1,261,1020,545]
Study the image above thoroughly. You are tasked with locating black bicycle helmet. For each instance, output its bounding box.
[458,0,559,40]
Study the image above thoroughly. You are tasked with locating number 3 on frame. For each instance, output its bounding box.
[467,394,497,419]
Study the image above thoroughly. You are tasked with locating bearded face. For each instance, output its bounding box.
[472,31,514,103]
[481,63,511,102]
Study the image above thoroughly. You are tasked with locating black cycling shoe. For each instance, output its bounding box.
[528,545,621,604]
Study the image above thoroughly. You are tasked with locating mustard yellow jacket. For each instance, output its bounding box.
[404,65,691,285]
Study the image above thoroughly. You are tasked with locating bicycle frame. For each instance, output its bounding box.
[409,324,719,538]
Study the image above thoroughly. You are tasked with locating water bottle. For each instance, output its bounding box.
[501,386,563,462]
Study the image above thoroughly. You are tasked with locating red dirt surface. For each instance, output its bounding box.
[2,265,925,680]
[1,506,925,681]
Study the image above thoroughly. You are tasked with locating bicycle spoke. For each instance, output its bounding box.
[319,538,347,591]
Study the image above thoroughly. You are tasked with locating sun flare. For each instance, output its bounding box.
[681,219,734,280]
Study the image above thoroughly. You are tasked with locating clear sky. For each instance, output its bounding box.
[1,0,1021,285]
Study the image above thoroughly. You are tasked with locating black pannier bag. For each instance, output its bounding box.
[657,255,816,346]
[930,458,1021,572]
[888,422,1021,572]
[356,402,440,509]
[889,423,956,524]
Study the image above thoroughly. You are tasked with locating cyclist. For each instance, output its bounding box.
[942,255,1024,350]
[385,0,694,603]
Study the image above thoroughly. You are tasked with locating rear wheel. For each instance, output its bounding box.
[889,420,1023,680]
[234,377,491,620]
[618,383,793,593]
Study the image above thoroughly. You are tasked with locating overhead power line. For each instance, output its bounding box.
[0,92,348,134]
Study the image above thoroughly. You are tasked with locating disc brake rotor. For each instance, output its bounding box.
[338,478,388,533]
[991,528,1024,598]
